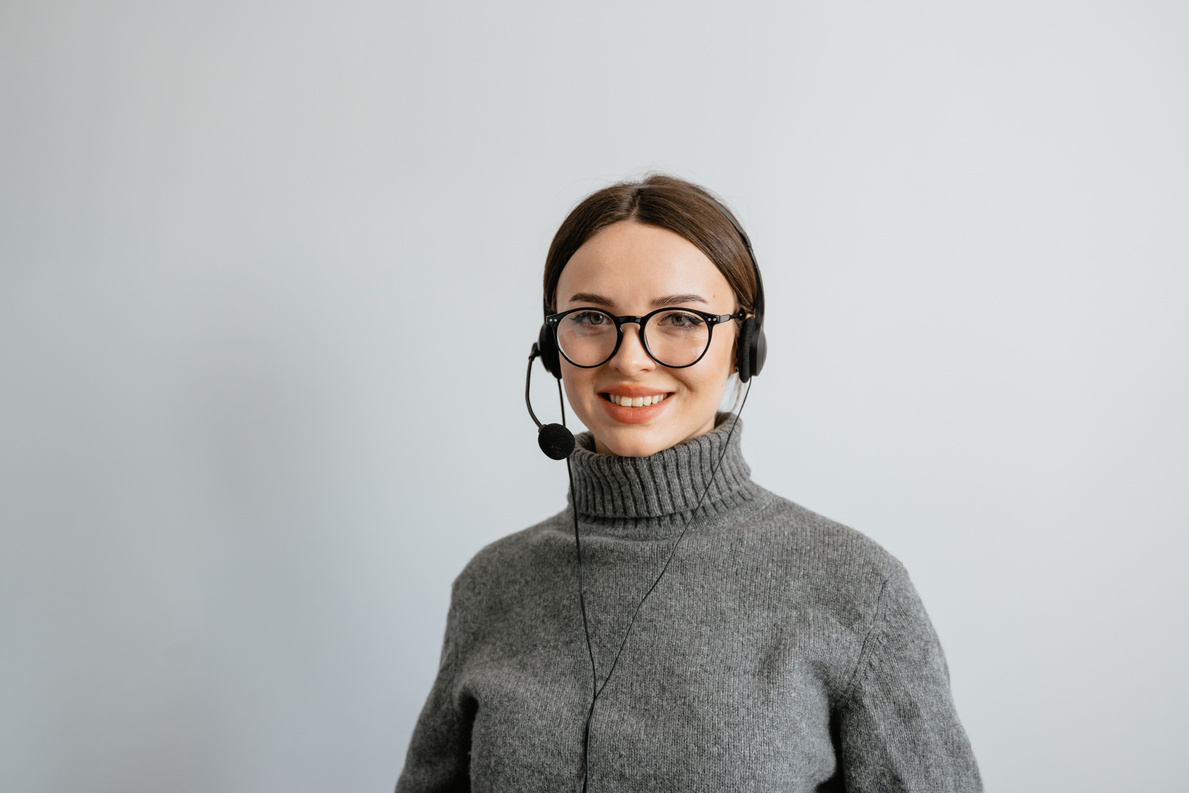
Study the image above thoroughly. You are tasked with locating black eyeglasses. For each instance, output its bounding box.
[545,307,745,369]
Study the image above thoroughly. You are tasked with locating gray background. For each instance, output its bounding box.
[3,1,1187,791]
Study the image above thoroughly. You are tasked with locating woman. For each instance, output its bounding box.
[397,175,981,792]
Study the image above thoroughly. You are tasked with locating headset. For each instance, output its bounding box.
[522,188,767,792]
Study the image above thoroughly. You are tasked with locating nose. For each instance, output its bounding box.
[609,321,656,375]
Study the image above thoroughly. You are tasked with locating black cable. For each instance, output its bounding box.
[558,376,598,793]
[557,376,568,427]
[567,453,598,793]
[572,378,753,793]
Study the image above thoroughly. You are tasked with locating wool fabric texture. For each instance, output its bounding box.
[397,418,981,792]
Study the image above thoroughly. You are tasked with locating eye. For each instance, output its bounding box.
[659,310,704,328]
[572,311,608,326]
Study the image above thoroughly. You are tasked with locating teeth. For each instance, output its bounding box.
[608,393,668,407]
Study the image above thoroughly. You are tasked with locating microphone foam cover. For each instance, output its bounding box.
[538,423,575,460]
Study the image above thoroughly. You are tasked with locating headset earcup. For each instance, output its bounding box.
[538,323,562,379]
[750,323,767,379]
[737,318,755,382]
[736,317,767,382]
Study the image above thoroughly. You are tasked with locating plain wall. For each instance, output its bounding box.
[2,1,1187,791]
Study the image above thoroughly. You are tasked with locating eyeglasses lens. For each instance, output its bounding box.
[556,310,711,367]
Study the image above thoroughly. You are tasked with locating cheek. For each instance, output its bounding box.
[684,347,735,402]
[713,330,740,378]
[559,365,597,411]
[558,368,577,398]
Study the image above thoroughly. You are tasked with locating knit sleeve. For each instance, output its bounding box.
[395,588,473,793]
[835,565,982,793]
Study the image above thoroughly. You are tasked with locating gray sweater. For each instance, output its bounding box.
[397,419,981,792]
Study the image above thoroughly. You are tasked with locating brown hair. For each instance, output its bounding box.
[542,174,758,316]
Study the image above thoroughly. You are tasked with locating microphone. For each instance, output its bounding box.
[538,423,576,461]
[525,343,575,460]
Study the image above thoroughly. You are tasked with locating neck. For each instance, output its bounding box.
[567,414,761,535]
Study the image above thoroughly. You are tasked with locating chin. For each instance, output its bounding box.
[593,422,711,457]
[591,425,672,457]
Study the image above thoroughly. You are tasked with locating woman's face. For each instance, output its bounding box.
[555,220,738,457]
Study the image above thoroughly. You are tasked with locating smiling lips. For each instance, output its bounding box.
[606,393,669,407]
[599,389,673,424]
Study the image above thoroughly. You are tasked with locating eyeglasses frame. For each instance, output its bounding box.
[545,306,746,369]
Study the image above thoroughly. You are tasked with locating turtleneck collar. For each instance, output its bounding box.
[566,414,763,531]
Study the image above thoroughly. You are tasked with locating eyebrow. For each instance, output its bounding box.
[566,292,709,308]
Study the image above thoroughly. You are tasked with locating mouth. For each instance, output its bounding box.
[597,389,674,425]
[601,392,671,407]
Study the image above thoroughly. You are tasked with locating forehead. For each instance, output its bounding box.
[557,221,733,309]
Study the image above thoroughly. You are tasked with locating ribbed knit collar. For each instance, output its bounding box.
[567,414,762,530]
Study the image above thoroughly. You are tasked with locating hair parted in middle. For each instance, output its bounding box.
[542,174,758,318]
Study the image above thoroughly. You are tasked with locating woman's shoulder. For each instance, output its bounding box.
[448,509,572,600]
[744,488,912,591]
